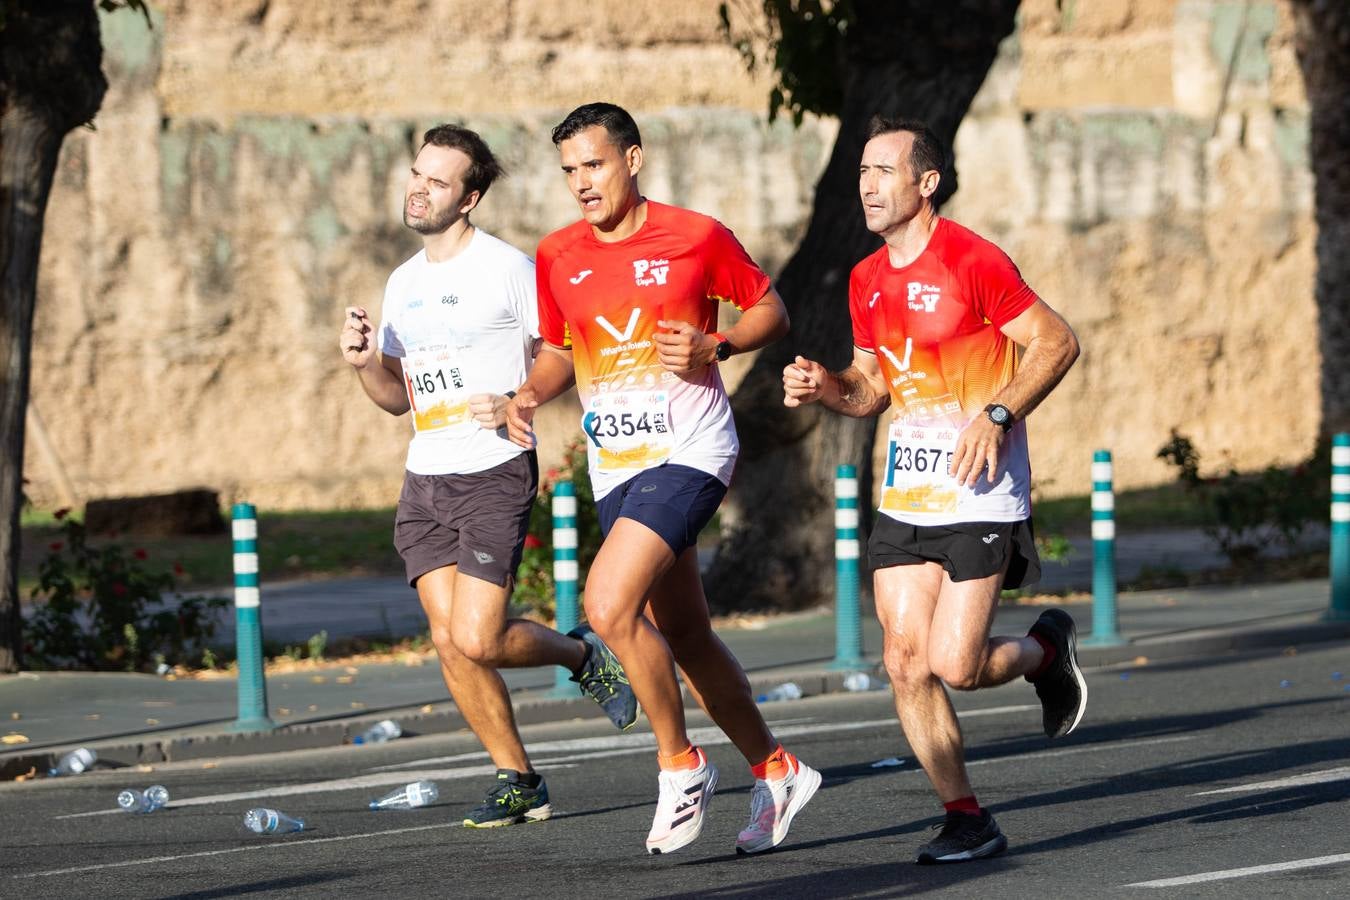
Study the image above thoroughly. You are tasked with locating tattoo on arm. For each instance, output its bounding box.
[836,367,875,414]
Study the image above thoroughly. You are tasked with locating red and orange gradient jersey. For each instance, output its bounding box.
[537,201,771,499]
[849,218,1038,524]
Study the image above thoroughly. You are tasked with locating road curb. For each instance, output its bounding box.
[4,616,1348,783]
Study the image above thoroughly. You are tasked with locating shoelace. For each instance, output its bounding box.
[747,780,775,825]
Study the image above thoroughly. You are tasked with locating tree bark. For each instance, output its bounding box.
[0,1,108,671]
[1291,1,1350,436]
[707,0,1019,612]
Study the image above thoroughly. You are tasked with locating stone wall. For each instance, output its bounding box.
[26,0,1317,512]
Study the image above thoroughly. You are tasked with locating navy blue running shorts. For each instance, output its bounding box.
[596,464,726,558]
[868,516,1041,589]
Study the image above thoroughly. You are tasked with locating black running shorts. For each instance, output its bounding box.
[868,516,1041,589]
[393,452,538,588]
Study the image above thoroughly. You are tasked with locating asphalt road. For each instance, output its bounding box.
[3,642,1349,899]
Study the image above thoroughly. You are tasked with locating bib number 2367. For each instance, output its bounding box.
[880,422,959,516]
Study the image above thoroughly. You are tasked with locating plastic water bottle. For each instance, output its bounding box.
[756,682,802,703]
[49,748,96,777]
[352,719,402,745]
[117,784,170,813]
[844,672,878,692]
[369,781,439,811]
[244,808,305,834]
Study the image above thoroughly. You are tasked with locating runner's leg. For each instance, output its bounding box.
[646,547,775,765]
[582,517,689,757]
[448,568,586,672]
[876,562,978,803]
[418,565,531,773]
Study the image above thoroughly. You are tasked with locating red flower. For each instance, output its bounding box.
[49,542,63,552]
[523,533,544,549]
[112,582,128,597]
[133,549,148,560]
[173,563,186,576]
[53,508,70,520]
[545,468,562,483]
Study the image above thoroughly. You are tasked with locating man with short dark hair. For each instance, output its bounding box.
[340,123,636,828]
[783,115,1085,864]
[506,102,820,856]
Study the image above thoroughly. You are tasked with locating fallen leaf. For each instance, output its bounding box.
[1,733,29,745]
[1133,656,1149,665]
[85,714,101,720]
[310,676,327,684]
[14,767,37,782]
[201,762,217,769]
[9,712,19,720]
[420,704,434,714]
[135,764,154,773]
[336,676,354,684]
[344,666,359,675]
[350,702,365,709]
[307,705,318,712]
[278,708,292,716]
[146,718,160,725]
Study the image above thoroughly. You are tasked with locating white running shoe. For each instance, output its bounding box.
[645,748,719,855]
[735,752,821,855]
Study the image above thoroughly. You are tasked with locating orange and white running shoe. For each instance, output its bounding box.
[645,748,719,855]
[734,752,822,854]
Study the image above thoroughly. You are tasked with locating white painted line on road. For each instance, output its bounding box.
[13,822,460,880]
[53,763,577,820]
[1192,765,1350,795]
[1125,852,1350,888]
[948,735,1195,772]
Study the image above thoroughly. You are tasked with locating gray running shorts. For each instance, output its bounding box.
[868,516,1041,589]
[393,452,538,588]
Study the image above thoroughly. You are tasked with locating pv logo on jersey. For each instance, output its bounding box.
[633,258,670,287]
[907,282,940,312]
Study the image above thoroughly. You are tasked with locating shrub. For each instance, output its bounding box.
[24,510,228,671]
[1156,429,1329,564]
[512,438,604,620]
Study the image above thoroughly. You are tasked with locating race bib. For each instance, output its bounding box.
[582,390,674,472]
[880,422,960,516]
[403,346,470,434]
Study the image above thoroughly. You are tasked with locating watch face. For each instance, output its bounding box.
[988,405,1009,424]
[715,341,731,361]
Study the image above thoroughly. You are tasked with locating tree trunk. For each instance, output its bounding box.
[0,1,108,672]
[1291,1,1350,436]
[707,0,1019,612]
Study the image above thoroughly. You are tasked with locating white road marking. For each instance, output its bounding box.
[1125,852,1350,888]
[53,763,576,820]
[1192,765,1350,796]
[13,822,459,879]
[370,706,1036,772]
[958,735,1194,770]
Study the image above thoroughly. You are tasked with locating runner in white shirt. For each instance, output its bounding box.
[339,124,636,828]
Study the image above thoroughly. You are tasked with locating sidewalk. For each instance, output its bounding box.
[4,568,1348,781]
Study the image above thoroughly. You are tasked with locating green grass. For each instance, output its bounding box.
[1033,484,1210,536]
[19,507,402,597]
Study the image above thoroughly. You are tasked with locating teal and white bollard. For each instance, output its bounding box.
[830,464,865,669]
[230,503,274,731]
[1084,450,1124,646]
[1330,434,1350,621]
[552,481,581,694]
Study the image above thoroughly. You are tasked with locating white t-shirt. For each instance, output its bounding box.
[377,230,539,476]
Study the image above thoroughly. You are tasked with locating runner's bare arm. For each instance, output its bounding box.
[949,299,1079,487]
[341,306,411,415]
[654,287,790,373]
[505,343,575,449]
[783,347,890,418]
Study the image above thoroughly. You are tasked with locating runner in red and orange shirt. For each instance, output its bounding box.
[506,102,820,857]
[783,117,1084,865]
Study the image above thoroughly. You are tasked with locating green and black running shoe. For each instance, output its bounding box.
[569,624,640,731]
[462,770,553,828]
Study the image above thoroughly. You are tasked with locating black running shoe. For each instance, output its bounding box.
[1027,608,1088,738]
[916,810,1008,864]
[462,770,553,828]
[569,624,639,731]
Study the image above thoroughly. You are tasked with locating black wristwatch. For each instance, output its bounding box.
[984,403,1014,432]
[712,333,734,362]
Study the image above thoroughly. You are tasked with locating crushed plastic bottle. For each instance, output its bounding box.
[843,672,887,692]
[756,683,802,703]
[49,747,96,777]
[244,808,305,834]
[352,719,402,745]
[117,784,170,814]
[369,780,439,811]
